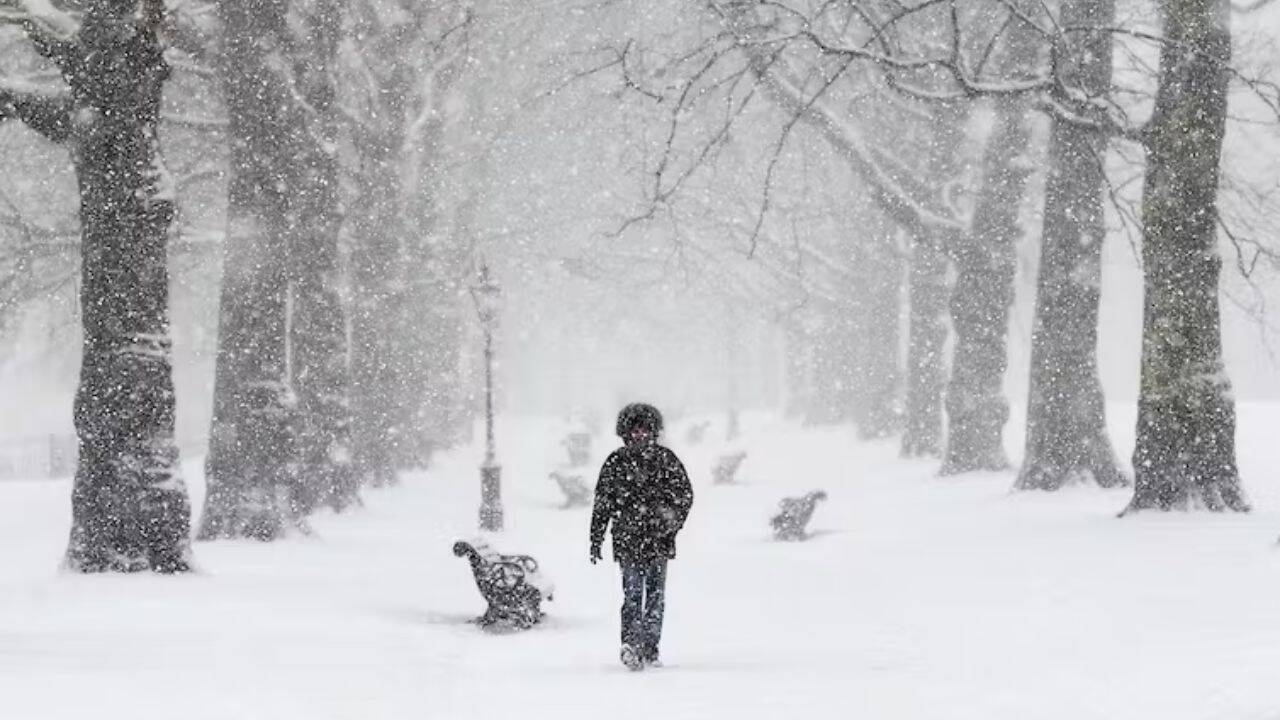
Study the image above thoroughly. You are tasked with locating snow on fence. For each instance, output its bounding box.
[0,435,77,480]
[0,432,211,480]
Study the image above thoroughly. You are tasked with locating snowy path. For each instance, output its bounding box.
[3,410,1280,719]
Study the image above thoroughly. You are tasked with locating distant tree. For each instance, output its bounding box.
[850,216,903,439]
[811,301,859,424]
[344,2,414,487]
[706,2,964,454]
[900,105,960,459]
[288,0,357,513]
[199,0,361,538]
[901,228,949,458]
[941,15,1039,475]
[343,1,473,482]
[199,0,301,540]
[1015,0,1128,491]
[0,0,192,571]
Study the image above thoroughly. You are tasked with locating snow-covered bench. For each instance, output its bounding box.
[549,470,592,509]
[712,451,747,485]
[770,490,828,541]
[453,539,554,629]
[562,432,593,468]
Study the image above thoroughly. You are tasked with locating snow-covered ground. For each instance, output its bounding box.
[2,407,1280,720]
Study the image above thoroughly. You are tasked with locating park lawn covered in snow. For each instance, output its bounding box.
[2,408,1280,720]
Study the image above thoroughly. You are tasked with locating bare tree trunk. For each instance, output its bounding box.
[838,234,873,432]
[783,319,815,420]
[941,12,1041,475]
[349,76,407,488]
[853,232,903,439]
[390,197,462,471]
[414,284,469,460]
[940,94,1029,474]
[290,0,358,512]
[199,0,301,540]
[346,5,453,481]
[0,0,199,571]
[1124,0,1247,513]
[1016,0,1127,491]
[802,297,857,425]
[385,59,469,471]
[389,268,462,470]
[901,107,958,458]
[828,305,861,425]
[901,235,949,457]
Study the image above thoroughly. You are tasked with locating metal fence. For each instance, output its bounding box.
[0,433,206,480]
[0,435,77,480]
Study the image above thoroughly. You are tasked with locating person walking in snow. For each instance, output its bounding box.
[590,403,694,671]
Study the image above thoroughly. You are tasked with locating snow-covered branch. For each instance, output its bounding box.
[0,0,79,38]
[0,76,71,142]
[751,60,964,236]
[1232,0,1278,11]
[163,112,228,130]
[166,0,220,64]
[790,9,1152,142]
[0,0,80,69]
[540,40,664,102]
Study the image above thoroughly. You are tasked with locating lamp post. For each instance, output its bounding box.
[470,263,503,531]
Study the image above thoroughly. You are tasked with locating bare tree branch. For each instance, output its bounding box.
[1232,0,1278,12]
[166,0,219,64]
[0,0,81,71]
[746,55,854,258]
[0,76,72,142]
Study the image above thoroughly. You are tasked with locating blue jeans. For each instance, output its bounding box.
[620,560,667,660]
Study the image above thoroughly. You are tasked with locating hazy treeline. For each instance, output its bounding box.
[1,0,1279,572]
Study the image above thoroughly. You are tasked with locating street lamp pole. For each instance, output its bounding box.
[472,263,503,531]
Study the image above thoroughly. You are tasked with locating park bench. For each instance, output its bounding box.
[712,451,747,485]
[549,470,592,508]
[453,539,554,629]
[770,490,828,540]
[684,420,710,444]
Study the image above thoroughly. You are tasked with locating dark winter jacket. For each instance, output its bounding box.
[589,442,694,563]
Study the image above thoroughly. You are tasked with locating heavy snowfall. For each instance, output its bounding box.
[2,0,1280,718]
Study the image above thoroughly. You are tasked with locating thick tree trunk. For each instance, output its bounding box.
[350,112,405,488]
[290,0,358,512]
[199,170,297,538]
[942,12,1041,475]
[1124,0,1247,513]
[382,63,469,471]
[940,93,1032,474]
[901,107,958,458]
[199,0,301,540]
[64,1,193,572]
[349,13,430,485]
[1016,0,1127,491]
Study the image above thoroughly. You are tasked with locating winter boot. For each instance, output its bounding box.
[620,644,644,671]
[642,644,661,667]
